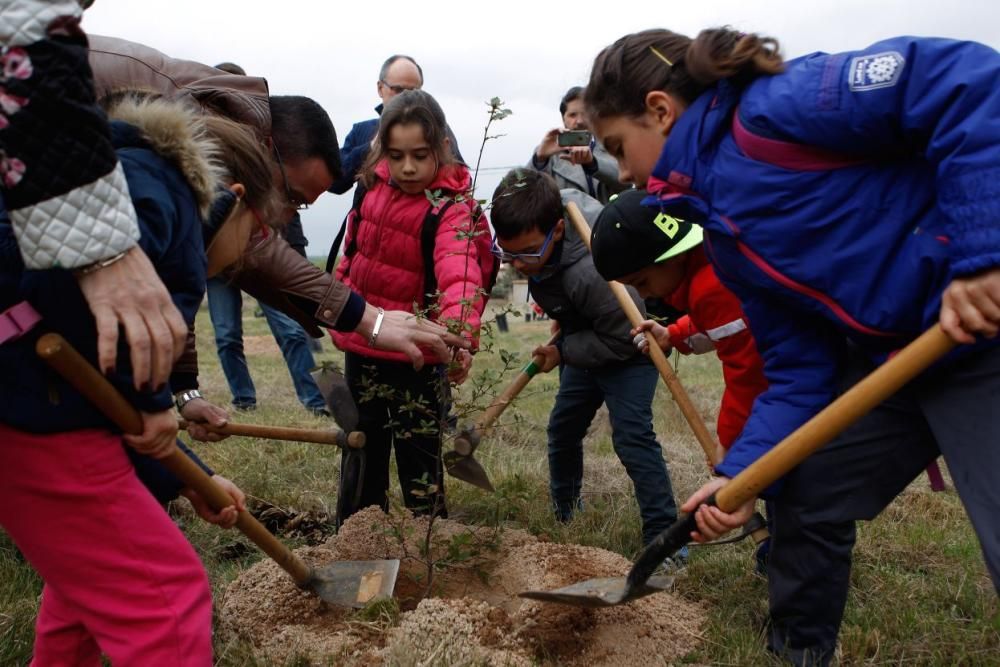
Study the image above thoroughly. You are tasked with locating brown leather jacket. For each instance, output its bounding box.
[87,36,355,338]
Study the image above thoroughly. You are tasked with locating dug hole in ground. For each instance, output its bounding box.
[221,505,706,665]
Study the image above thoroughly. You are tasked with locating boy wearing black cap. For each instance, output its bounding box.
[490,170,681,548]
[591,189,767,455]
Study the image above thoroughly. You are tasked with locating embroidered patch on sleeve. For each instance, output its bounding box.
[848,51,905,91]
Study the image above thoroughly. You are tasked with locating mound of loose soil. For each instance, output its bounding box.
[220,506,705,665]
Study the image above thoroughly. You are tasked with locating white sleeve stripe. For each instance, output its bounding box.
[706,318,747,341]
[0,0,82,47]
[10,163,140,270]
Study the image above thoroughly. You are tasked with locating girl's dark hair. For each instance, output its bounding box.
[490,169,563,239]
[360,89,453,188]
[584,27,784,119]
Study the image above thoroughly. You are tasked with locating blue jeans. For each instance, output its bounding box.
[206,277,325,411]
[547,360,678,545]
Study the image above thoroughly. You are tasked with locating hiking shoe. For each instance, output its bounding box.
[654,546,689,576]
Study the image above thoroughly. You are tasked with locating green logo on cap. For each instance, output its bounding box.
[653,212,681,239]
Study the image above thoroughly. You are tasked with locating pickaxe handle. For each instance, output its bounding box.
[453,331,560,456]
[35,333,314,586]
[177,419,365,449]
[565,202,720,464]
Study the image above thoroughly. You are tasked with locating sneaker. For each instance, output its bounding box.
[651,545,689,576]
[232,402,257,412]
[309,406,332,418]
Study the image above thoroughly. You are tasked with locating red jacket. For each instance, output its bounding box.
[331,160,491,364]
[664,247,768,448]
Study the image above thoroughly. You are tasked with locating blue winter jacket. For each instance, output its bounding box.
[646,37,1000,482]
[0,119,207,432]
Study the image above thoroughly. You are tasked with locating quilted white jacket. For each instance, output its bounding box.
[0,0,139,269]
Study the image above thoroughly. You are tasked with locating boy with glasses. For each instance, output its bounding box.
[490,169,681,549]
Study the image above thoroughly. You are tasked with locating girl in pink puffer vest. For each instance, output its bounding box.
[331,90,493,522]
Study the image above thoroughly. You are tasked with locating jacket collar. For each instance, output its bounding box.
[648,82,741,198]
[107,95,221,217]
[373,159,471,195]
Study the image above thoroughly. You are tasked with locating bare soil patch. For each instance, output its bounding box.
[220,506,706,665]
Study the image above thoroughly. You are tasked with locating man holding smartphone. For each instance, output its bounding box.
[528,86,628,205]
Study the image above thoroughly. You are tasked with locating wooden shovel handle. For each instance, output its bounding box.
[453,332,559,456]
[478,331,560,431]
[35,333,313,586]
[177,420,365,449]
[565,202,721,465]
[716,325,955,512]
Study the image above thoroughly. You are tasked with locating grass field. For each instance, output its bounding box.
[1,299,997,665]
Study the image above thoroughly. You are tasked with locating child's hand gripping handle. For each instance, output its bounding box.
[564,201,768,543]
[35,333,314,586]
[564,202,721,464]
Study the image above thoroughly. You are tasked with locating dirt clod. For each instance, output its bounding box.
[221,506,706,665]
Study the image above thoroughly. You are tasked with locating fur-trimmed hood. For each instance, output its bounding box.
[106,95,222,217]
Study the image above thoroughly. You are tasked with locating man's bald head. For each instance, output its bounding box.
[376,55,423,104]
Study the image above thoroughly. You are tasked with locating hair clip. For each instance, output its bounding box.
[649,46,674,67]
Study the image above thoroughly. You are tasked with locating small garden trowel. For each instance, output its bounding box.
[444,332,560,493]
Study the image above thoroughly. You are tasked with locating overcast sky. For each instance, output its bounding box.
[83,0,1000,256]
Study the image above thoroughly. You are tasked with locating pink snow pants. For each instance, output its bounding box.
[0,424,213,666]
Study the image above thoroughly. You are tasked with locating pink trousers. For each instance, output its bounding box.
[0,424,213,666]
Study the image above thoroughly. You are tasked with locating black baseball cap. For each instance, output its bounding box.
[591,189,703,281]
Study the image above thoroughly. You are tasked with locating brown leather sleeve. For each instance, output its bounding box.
[221,232,352,336]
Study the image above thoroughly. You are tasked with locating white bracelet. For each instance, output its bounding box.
[367,307,385,347]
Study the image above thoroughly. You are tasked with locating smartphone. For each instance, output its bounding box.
[557,130,592,147]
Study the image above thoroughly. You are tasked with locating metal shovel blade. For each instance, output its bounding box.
[443,449,495,492]
[312,364,360,433]
[520,511,696,607]
[310,559,401,608]
[519,574,674,608]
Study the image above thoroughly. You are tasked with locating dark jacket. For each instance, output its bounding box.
[329,103,466,194]
[0,99,214,432]
[528,190,647,368]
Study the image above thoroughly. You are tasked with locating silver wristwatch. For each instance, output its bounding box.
[174,389,203,412]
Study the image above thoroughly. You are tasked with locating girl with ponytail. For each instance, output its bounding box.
[586,27,1000,666]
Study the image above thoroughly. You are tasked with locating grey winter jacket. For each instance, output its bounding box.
[527,142,628,205]
[527,190,647,368]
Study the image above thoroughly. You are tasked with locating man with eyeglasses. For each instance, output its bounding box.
[198,63,331,417]
[490,169,682,551]
[329,54,463,194]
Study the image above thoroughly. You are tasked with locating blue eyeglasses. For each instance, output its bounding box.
[491,225,558,264]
